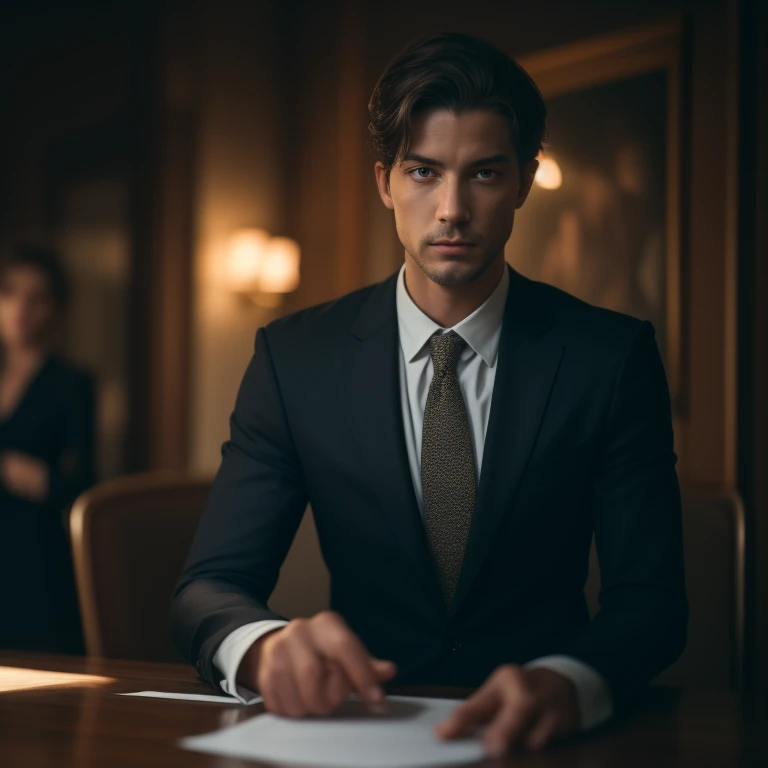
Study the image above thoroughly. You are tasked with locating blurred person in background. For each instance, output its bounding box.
[0,247,96,653]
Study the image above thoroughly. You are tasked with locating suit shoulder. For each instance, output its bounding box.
[523,275,646,345]
[261,278,386,343]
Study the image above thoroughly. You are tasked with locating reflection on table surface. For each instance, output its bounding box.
[1,651,766,768]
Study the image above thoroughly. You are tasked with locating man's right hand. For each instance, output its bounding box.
[236,611,397,717]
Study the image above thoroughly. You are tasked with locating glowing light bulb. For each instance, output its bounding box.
[534,155,563,190]
[258,237,301,294]
[225,228,270,290]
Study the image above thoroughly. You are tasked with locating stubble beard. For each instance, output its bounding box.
[409,242,501,287]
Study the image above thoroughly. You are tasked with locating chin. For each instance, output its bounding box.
[418,257,490,287]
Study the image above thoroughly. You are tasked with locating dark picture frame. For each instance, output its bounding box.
[509,18,685,410]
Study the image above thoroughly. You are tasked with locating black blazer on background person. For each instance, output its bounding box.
[172,265,688,714]
[0,355,95,653]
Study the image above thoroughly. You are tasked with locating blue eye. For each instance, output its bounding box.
[476,169,497,180]
[410,167,434,179]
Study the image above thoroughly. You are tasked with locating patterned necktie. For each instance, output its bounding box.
[421,330,476,608]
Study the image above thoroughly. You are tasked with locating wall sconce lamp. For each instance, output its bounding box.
[225,228,301,308]
[533,151,563,190]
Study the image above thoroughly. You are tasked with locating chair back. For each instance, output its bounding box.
[70,472,330,661]
[70,473,212,661]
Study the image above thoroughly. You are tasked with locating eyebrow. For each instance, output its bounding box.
[401,152,512,168]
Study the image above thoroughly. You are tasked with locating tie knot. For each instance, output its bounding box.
[428,330,466,377]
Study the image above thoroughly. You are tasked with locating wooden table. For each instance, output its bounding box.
[1,652,766,767]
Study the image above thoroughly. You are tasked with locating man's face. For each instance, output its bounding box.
[375,108,538,286]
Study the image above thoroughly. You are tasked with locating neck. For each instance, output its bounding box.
[403,254,505,328]
[1,343,48,373]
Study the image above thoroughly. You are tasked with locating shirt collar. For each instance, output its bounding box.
[395,263,509,367]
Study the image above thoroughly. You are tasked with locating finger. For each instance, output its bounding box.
[256,655,282,714]
[525,710,561,752]
[274,664,306,718]
[260,671,289,716]
[261,645,305,718]
[313,618,383,704]
[266,684,292,717]
[286,634,328,715]
[434,684,501,739]
[372,658,397,682]
[321,658,387,715]
[323,660,354,712]
[259,680,281,715]
[483,702,539,757]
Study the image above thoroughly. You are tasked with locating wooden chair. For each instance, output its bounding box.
[69,472,329,662]
[584,487,746,691]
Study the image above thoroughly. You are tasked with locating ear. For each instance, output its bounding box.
[375,162,395,210]
[515,158,539,209]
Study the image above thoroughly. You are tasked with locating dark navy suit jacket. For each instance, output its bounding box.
[172,266,688,713]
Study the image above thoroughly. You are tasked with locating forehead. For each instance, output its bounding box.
[407,108,514,163]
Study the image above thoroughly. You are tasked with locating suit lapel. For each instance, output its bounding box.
[336,274,445,604]
[449,268,565,618]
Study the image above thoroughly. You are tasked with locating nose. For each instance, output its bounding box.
[435,175,470,225]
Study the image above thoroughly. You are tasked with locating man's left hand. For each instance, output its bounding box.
[434,665,580,756]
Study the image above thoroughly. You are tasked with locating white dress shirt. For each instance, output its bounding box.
[213,264,613,731]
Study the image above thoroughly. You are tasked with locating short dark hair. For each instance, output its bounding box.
[368,33,547,174]
[0,246,71,308]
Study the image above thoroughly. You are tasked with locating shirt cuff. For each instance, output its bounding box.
[523,655,613,732]
[212,620,289,703]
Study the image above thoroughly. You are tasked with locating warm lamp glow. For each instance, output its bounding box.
[534,154,563,190]
[226,228,270,290]
[258,237,301,294]
[225,229,301,307]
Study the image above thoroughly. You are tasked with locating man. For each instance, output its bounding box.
[172,33,688,757]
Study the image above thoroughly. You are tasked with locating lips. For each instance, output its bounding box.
[430,241,477,254]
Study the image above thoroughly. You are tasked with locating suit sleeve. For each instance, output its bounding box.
[171,327,308,687]
[561,320,689,711]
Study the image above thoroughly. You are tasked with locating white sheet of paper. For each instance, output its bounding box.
[119,690,262,705]
[180,695,484,767]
